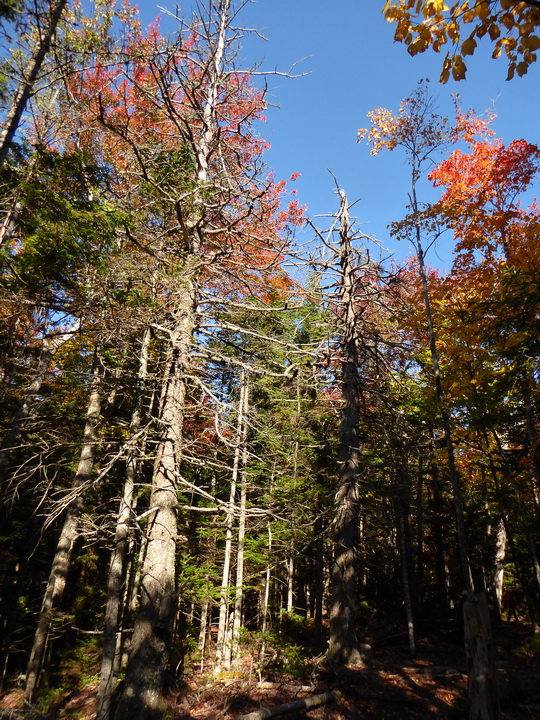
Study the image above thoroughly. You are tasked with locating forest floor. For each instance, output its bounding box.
[0,619,539,720]
[180,619,540,720]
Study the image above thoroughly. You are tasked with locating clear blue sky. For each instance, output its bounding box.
[139,0,539,272]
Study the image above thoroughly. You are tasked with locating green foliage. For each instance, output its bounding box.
[518,632,540,658]
[253,614,310,681]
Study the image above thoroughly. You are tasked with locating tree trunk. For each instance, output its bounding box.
[393,459,416,656]
[313,512,325,649]
[493,430,540,595]
[463,593,499,720]
[231,395,248,667]
[96,328,150,720]
[328,191,364,666]
[197,597,210,663]
[416,239,473,593]
[115,271,197,720]
[215,375,247,671]
[492,517,506,622]
[415,456,425,612]
[429,447,449,615]
[259,521,272,666]
[0,0,68,167]
[25,356,101,700]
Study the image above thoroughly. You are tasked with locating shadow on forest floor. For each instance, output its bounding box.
[179,621,540,720]
[1,620,539,720]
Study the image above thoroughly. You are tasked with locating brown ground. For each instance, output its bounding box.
[1,620,539,720]
[177,620,540,720]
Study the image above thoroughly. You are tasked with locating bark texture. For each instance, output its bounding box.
[25,360,101,700]
[96,329,150,720]
[115,274,196,720]
[463,592,499,720]
[328,191,363,666]
[0,0,68,167]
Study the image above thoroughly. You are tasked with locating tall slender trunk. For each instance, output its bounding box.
[0,0,68,167]
[313,511,325,649]
[428,444,449,615]
[492,430,540,594]
[396,500,416,655]
[392,443,416,656]
[215,375,247,670]
[25,356,101,700]
[411,158,497,715]
[328,190,363,666]
[261,522,272,635]
[492,518,506,621]
[115,270,197,720]
[96,328,151,720]
[416,238,473,593]
[415,456,425,611]
[479,428,523,597]
[231,387,249,666]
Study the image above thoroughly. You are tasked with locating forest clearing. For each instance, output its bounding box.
[1,2,540,720]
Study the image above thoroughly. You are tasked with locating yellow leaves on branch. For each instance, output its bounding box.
[382,0,540,81]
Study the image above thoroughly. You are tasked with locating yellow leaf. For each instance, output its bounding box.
[439,54,451,83]
[506,62,516,79]
[461,37,477,55]
[523,34,540,50]
[384,7,401,21]
[516,61,528,76]
[448,21,459,40]
[452,55,467,79]
[488,22,500,40]
[492,38,503,58]
[501,12,515,30]
[476,1,490,20]
[408,37,428,55]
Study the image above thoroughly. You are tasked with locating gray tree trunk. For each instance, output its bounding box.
[493,518,506,617]
[328,191,364,666]
[215,376,247,671]
[463,593,499,720]
[114,273,196,720]
[25,357,101,700]
[0,0,68,167]
[231,379,249,666]
[96,328,151,720]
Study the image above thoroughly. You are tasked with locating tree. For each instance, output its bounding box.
[62,2,300,716]
[427,128,540,601]
[360,84,499,720]
[306,186,404,665]
[382,0,540,81]
[0,0,68,166]
[24,352,102,700]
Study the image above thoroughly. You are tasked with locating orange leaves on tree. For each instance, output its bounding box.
[429,133,540,267]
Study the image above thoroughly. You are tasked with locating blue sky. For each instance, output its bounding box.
[139,0,540,272]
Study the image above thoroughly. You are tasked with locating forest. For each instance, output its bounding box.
[0,2,539,720]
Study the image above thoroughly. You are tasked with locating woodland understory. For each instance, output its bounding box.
[1,2,540,720]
